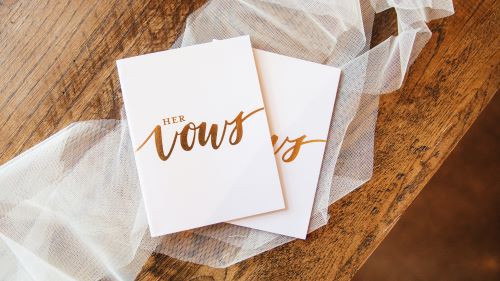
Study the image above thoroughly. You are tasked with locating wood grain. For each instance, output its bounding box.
[0,0,498,280]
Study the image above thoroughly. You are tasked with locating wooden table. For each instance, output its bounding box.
[0,0,497,280]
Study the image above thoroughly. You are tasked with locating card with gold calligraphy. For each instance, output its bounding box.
[227,47,341,239]
[117,36,284,236]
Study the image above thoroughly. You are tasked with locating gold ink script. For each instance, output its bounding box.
[136,107,264,161]
[136,107,328,163]
[271,135,326,163]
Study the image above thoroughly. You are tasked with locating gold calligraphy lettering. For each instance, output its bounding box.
[272,135,326,163]
[136,107,264,161]
[136,107,327,163]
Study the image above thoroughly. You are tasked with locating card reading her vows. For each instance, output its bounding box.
[116,36,284,237]
[229,49,340,239]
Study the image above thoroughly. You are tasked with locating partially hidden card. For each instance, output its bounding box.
[229,48,341,239]
[117,36,285,237]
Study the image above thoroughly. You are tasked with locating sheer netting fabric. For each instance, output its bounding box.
[0,0,454,280]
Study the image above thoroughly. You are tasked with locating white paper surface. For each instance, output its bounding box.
[116,36,284,236]
[230,49,340,239]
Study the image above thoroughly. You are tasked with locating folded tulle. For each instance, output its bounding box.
[0,0,453,280]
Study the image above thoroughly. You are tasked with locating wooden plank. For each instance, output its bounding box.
[0,0,497,280]
[0,0,206,161]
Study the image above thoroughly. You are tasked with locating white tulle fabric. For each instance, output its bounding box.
[0,0,453,280]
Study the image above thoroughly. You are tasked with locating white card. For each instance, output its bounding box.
[230,48,340,239]
[116,36,284,237]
